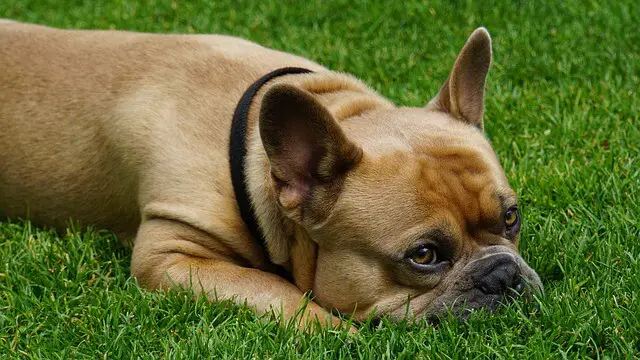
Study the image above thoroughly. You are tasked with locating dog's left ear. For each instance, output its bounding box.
[427,27,492,130]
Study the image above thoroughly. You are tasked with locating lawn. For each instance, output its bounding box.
[1,0,638,358]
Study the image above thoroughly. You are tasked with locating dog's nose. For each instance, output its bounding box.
[476,255,523,296]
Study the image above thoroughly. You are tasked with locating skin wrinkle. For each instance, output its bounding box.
[415,147,496,234]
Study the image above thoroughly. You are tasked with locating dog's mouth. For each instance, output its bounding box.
[356,267,543,326]
[377,290,536,326]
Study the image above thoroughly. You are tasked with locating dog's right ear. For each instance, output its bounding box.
[259,84,362,224]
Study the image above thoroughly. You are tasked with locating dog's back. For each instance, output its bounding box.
[0,21,322,237]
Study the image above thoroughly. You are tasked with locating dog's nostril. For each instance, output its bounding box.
[480,284,490,294]
[513,276,524,293]
[476,259,522,295]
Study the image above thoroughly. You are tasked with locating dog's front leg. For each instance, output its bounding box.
[130,218,348,331]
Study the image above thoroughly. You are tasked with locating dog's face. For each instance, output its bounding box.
[310,108,543,320]
[259,28,542,321]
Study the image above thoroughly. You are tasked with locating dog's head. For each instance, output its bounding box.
[257,28,542,322]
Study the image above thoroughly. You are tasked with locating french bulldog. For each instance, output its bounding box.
[0,20,542,330]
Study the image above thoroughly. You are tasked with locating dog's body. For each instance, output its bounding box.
[0,20,542,329]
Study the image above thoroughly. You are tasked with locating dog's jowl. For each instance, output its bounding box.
[0,20,542,330]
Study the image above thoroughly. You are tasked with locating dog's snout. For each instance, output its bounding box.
[474,255,523,296]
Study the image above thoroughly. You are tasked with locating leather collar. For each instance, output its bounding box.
[229,67,313,279]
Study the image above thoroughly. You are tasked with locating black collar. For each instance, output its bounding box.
[229,67,313,277]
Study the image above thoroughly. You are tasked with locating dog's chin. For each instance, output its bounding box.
[430,281,543,323]
[372,280,542,326]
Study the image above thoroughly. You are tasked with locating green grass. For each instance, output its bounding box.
[1,0,639,358]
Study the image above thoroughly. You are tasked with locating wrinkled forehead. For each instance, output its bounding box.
[410,143,513,228]
[343,107,496,156]
[343,107,509,186]
[323,108,515,246]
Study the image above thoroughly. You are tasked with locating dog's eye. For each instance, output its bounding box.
[504,206,519,228]
[409,246,438,266]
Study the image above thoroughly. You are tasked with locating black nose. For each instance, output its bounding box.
[475,255,524,296]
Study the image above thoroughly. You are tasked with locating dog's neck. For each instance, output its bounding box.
[243,71,394,291]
